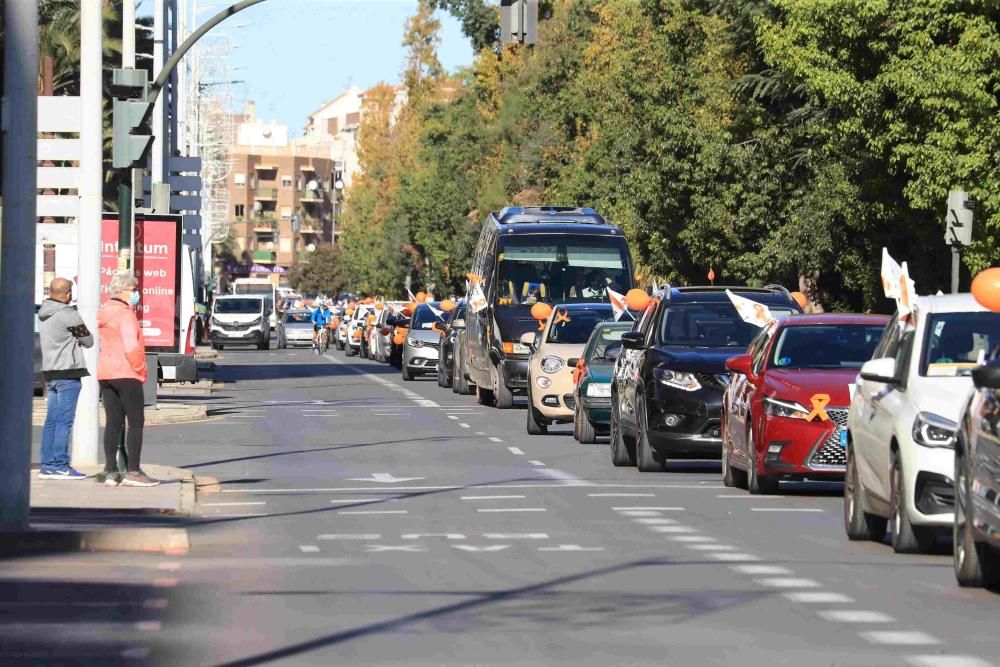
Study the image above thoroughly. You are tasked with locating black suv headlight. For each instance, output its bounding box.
[653,368,701,392]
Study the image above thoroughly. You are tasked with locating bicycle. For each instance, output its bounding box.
[314,326,330,355]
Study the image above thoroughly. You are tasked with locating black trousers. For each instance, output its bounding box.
[100,378,145,472]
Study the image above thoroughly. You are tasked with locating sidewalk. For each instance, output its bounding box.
[2,464,196,557]
[32,397,207,426]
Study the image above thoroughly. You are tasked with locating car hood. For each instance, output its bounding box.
[908,375,974,421]
[763,368,859,408]
[655,346,745,373]
[284,322,313,329]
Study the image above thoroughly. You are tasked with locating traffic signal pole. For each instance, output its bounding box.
[0,0,39,530]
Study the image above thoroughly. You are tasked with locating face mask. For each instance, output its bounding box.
[128,291,140,307]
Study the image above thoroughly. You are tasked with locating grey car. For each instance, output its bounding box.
[277,309,316,348]
[402,303,443,381]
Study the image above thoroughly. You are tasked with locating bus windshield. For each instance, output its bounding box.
[495,235,631,306]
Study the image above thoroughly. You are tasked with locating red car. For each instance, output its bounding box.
[721,313,890,494]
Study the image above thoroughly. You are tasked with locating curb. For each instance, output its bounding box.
[0,527,190,557]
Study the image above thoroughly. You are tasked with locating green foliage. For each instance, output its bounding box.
[288,244,350,296]
[345,0,1000,309]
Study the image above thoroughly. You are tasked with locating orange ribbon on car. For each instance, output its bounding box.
[807,394,831,422]
[553,309,571,325]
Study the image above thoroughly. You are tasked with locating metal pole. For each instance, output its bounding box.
[951,246,961,294]
[73,0,104,467]
[123,0,136,69]
[0,0,39,530]
[152,0,167,186]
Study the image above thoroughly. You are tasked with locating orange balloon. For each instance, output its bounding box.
[415,292,427,304]
[972,268,1000,312]
[402,302,416,315]
[440,299,457,312]
[531,302,553,321]
[393,333,406,345]
[375,302,384,311]
[625,289,650,311]
[345,307,355,317]
[367,315,376,325]
[791,291,809,309]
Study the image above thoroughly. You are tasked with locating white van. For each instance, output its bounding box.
[211,295,271,351]
[232,278,279,328]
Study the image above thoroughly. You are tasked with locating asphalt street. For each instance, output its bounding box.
[8,345,1000,666]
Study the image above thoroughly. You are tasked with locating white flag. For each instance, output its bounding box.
[607,287,629,321]
[898,261,916,319]
[407,288,417,302]
[881,248,902,300]
[469,283,487,313]
[726,289,772,328]
[428,304,444,319]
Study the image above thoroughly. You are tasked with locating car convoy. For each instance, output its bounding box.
[216,205,1000,591]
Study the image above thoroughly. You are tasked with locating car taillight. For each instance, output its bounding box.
[381,327,392,335]
[503,341,513,354]
[185,315,197,355]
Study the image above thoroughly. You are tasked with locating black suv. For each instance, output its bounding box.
[610,286,802,472]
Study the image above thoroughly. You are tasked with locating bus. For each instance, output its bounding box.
[461,206,634,409]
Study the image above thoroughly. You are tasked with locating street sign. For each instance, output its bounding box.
[945,189,973,247]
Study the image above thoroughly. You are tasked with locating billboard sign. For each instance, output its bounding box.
[101,214,182,352]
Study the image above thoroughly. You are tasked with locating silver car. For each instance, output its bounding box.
[277,309,315,348]
[402,303,443,381]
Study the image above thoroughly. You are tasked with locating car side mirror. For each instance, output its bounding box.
[621,331,644,350]
[453,319,465,328]
[725,354,753,377]
[567,358,580,368]
[605,343,622,361]
[972,361,1000,390]
[519,332,536,349]
[859,357,898,384]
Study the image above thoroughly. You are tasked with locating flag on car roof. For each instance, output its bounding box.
[607,287,629,321]
[726,289,772,328]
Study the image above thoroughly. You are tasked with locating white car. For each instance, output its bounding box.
[210,295,271,351]
[345,305,375,357]
[845,294,1000,553]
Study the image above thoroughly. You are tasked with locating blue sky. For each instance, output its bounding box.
[163,0,476,136]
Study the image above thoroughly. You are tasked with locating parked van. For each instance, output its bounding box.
[232,278,279,328]
[210,295,271,350]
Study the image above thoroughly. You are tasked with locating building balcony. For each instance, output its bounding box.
[298,188,324,202]
[251,250,276,264]
[254,187,278,201]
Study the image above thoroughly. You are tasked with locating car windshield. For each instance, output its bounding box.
[922,312,1000,377]
[586,323,632,361]
[496,235,631,305]
[285,311,312,324]
[660,302,794,348]
[770,325,885,370]
[547,308,613,344]
[411,304,444,330]
[215,299,261,315]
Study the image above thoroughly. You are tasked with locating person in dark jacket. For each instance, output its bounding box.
[38,277,93,479]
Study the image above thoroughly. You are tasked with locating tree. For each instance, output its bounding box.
[288,245,349,296]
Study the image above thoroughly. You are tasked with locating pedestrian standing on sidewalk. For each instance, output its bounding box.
[38,277,93,480]
[97,273,159,487]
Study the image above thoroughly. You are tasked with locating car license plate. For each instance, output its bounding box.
[839,429,847,449]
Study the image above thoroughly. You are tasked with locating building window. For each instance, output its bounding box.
[234,204,245,218]
[234,173,246,186]
[281,176,292,188]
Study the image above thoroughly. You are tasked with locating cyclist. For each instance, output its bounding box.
[311,300,333,352]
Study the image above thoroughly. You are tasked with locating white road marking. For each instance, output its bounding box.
[686,544,738,551]
[707,553,761,561]
[529,460,546,466]
[907,657,993,667]
[817,610,894,623]
[415,399,439,407]
[373,413,409,416]
[538,545,605,552]
[461,495,526,500]
[348,473,425,484]
[666,535,716,543]
[402,533,466,540]
[750,508,824,513]
[366,545,426,553]
[632,518,678,525]
[477,508,547,513]
[589,493,656,497]
[648,526,696,533]
[475,432,486,435]
[202,502,267,507]
[755,578,821,588]
[447,416,459,420]
[784,592,854,604]
[339,510,408,515]
[731,565,793,575]
[507,447,525,455]
[860,631,941,646]
[452,545,511,552]
[612,507,685,511]
[715,494,785,499]
[458,423,471,428]
[616,510,662,517]
[299,545,320,553]
[483,533,550,540]
[329,498,381,504]
[488,437,503,443]
[317,534,381,540]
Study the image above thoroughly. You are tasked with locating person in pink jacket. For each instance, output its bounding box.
[97,273,158,487]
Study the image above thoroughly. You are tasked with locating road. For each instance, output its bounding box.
[8,346,1000,666]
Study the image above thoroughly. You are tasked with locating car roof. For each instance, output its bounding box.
[781,313,891,327]
[915,293,988,314]
[551,302,614,311]
[658,285,797,306]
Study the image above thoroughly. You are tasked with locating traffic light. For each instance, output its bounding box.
[112,68,154,169]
